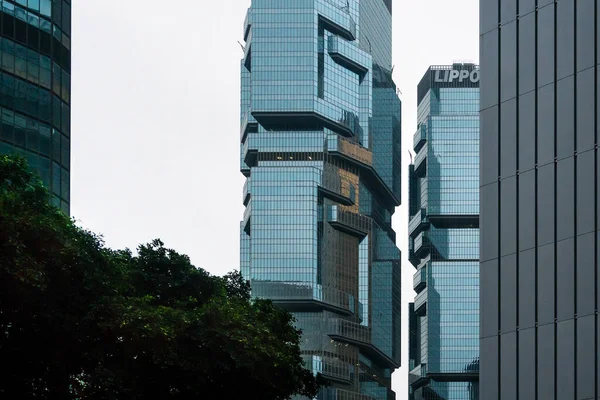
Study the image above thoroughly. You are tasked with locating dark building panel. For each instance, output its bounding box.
[518,328,536,400]
[518,92,536,172]
[577,150,595,235]
[556,238,575,321]
[576,68,596,153]
[577,0,595,71]
[500,21,517,103]
[556,76,575,160]
[538,324,556,400]
[537,164,555,246]
[500,332,517,400]
[556,158,575,241]
[537,5,555,88]
[480,0,498,35]
[577,233,595,317]
[520,0,535,15]
[556,0,575,80]
[557,320,576,399]
[537,243,555,327]
[518,170,536,251]
[480,30,499,110]
[480,259,499,338]
[518,14,536,96]
[480,183,499,262]
[480,336,498,400]
[537,84,555,166]
[500,254,517,333]
[480,107,499,186]
[500,0,516,25]
[500,177,517,256]
[500,99,517,177]
[577,315,596,399]
[518,249,536,329]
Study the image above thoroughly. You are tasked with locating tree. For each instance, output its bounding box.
[0,155,320,399]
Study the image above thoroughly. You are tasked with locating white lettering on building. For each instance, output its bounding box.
[434,69,480,84]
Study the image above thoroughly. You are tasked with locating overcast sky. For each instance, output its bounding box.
[71,1,479,397]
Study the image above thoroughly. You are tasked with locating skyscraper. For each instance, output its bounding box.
[0,0,71,214]
[408,64,480,400]
[239,0,402,398]
[480,1,598,399]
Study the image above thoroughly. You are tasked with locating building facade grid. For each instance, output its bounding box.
[0,0,71,213]
[240,1,401,399]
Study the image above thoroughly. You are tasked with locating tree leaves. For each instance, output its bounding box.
[0,155,319,399]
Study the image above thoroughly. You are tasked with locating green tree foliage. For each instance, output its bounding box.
[0,155,320,399]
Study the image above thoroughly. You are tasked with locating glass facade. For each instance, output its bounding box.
[0,0,70,214]
[239,1,401,399]
[408,65,479,400]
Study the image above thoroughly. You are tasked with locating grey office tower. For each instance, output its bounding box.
[480,0,599,399]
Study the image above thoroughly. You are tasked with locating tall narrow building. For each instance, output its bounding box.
[0,0,71,214]
[408,64,480,400]
[479,1,599,399]
[239,0,402,398]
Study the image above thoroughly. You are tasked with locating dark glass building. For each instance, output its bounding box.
[0,0,71,214]
[479,1,598,399]
[239,0,402,398]
[408,64,480,400]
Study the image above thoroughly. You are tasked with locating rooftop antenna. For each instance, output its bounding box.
[342,0,350,12]
[237,41,245,53]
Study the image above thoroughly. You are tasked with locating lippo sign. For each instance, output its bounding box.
[434,69,480,84]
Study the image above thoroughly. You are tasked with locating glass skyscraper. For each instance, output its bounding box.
[408,64,480,400]
[0,0,71,214]
[239,0,402,398]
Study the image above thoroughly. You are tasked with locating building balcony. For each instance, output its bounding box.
[413,231,430,259]
[413,123,427,153]
[243,29,252,70]
[316,0,357,41]
[414,288,427,316]
[242,199,251,234]
[243,8,252,41]
[308,355,353,384]
[251,281,357,316]
[242,135,258,167]
[327,132,373,167]
[409,363,428,388]
[242,177,251,206]
[413,265,427,293]
[327,318,371,345]
[240,109,258,142]
[326,205,370,238]
[408,208,429,237]
[315,388,376,400]
[414,146,427,177]
[408,237,419,267]
[327,36,371,78]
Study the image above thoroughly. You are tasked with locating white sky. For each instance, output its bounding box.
[71,1,478,398]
